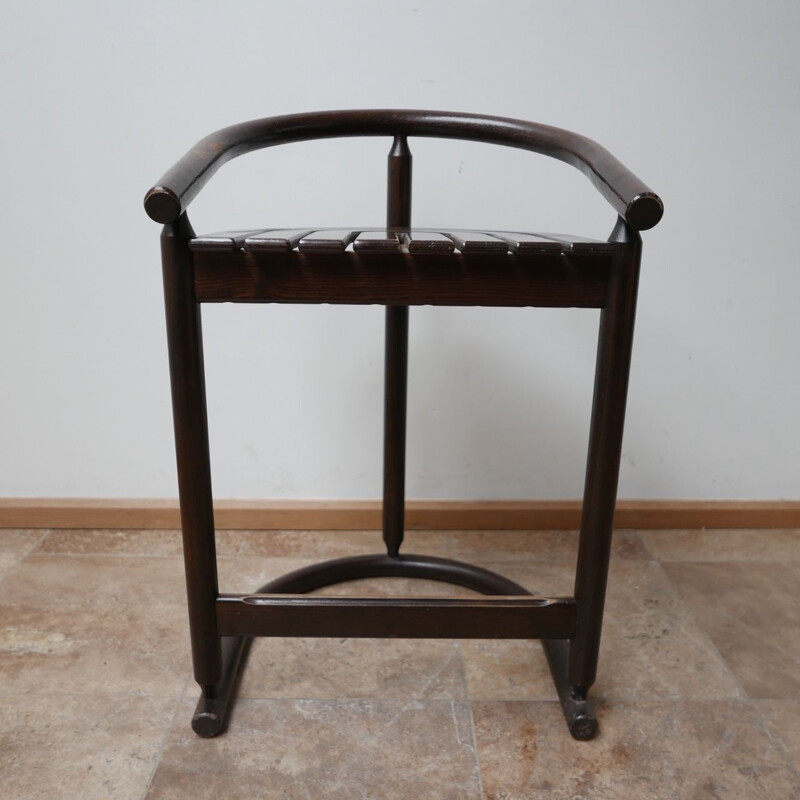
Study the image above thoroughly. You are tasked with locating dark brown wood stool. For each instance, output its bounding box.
[144,110,663,741]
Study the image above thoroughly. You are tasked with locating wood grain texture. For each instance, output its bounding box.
[404,230,455,254]
[217,594,576,639]
[353,230,403,253]
[192,250,612,307]
[569,219,641,690]
[2,499,798,530]
[161,214,223,688]
[143,110,663,230]
[297,229,358,253]
[188,230,262,251]
[443,231,510,254]
[244,229,313,252]
[487,231,562,255]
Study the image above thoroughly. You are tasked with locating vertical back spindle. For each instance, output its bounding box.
[383,136,412,557]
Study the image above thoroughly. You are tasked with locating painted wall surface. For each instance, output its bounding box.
[1,1,798,500]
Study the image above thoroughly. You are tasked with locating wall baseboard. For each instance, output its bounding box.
[1,498,798,530]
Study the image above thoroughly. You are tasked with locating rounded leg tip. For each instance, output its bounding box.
[192,710,223,738]
[569,713,598,741]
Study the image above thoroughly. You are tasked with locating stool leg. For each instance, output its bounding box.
[383,136,412,557]
[564,219,642,735]
[161,214,224,727]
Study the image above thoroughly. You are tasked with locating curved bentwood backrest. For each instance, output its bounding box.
[144,109,663,231]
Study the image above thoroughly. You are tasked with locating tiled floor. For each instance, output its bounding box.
[0,528,798,799]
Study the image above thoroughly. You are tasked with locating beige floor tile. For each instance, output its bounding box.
[148,698,481,800]
[2,527,798,798]
[0,530,46,580]
[0,553,17,577]
[663,561,800,699]
[0,555,205,696]
[237,528,450,559]
[237,636,467,700]
[462,561,742,700]
[317,575,457,597]
[450,529,648,564]
[0,693,178,800]
[461,639,558,701]
[0,601,191,696]
[0,529,46,556]
[451,559,576,596]
[473,700,800,800]
[597,560,743,700]
[35,528,242,559]
[224,555,331,594]
[642,529,800,562]
[0,554,194,609]
[757,699,800,772]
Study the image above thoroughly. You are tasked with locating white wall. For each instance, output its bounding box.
[2,1,798,501]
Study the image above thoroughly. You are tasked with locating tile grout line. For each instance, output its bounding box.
[0,529,52,590]
[651,558,751,701]
[25,528,52,556]
[614,532,778,757]
[751,703,800,782]
[633,527,658,561]
[635,527,800,565]
[226,528,249,586]
[655,559,760,752]
[141,669,193,800]
[3,528,51,561]
[454,638,486,800]
[442,532,485,798]
[650,549,800,777]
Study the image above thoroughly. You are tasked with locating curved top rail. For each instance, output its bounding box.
[144,109,663,230]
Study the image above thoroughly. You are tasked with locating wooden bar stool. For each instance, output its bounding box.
[144,110,663,741]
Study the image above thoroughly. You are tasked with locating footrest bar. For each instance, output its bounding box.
[217,594,576,639]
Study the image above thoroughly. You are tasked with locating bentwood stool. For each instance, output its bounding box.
[144,110,663,741]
